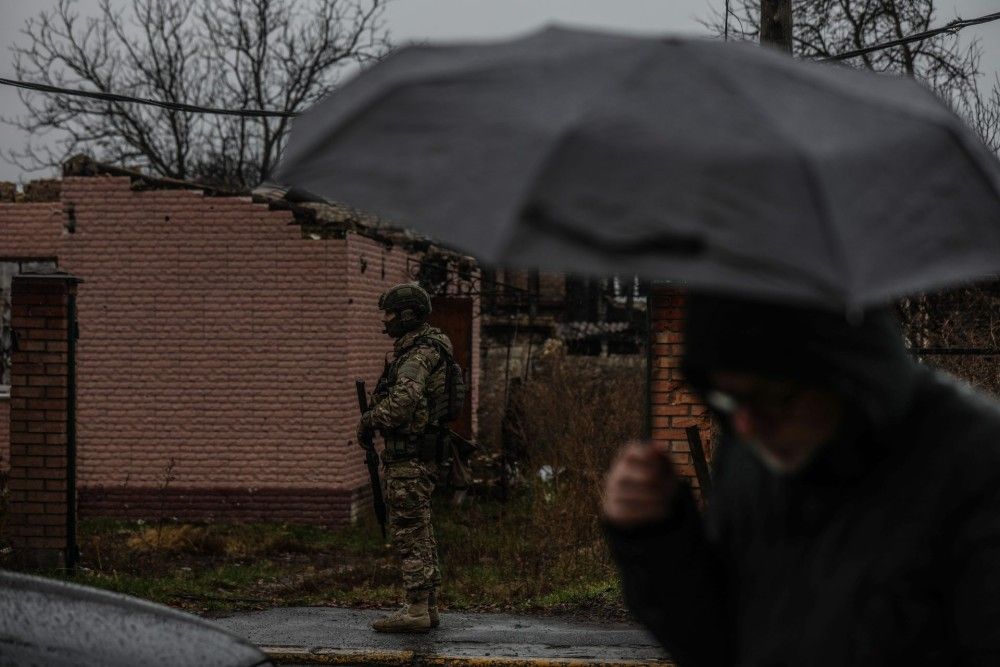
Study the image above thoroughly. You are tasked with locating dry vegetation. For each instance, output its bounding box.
[2,344,645,619]
[507,343,645,551]
[900,282,1000,397]
[441,343,645,616]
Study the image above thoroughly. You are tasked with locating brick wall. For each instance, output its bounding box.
[1,198,65,469]
[648,286,712,491]
[0,176,477,525]
[0,201,62,255]
[5,273,78,568]
[342,234,422,496]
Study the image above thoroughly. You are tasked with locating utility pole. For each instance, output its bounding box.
[760,0,793,52]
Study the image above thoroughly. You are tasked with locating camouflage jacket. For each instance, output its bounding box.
[370,323,453,436]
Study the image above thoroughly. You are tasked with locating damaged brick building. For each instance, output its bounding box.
[0,157,480,526]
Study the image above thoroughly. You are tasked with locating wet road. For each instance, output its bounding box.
[215,607,670,665]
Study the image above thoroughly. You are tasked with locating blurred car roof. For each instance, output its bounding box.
[0,569,272,666]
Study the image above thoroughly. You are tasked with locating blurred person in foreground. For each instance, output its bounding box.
[603,294,1000,667]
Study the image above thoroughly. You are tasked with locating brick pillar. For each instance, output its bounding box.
[5,272,81,569]
[647,286,712,492]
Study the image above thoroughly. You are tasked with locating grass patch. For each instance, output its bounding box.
[4,346,640,621]
[52,515,394,615]
[7,490,627,619]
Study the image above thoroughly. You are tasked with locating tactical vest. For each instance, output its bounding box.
[378,334,464,462]
[418,337,466,425]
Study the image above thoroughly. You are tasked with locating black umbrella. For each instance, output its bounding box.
[275,27,1000,309]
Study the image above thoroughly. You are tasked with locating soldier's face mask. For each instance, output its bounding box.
[382,309,417,338]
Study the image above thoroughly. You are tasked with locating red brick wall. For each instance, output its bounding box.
[0,201,62,255]
[341,234,424,496]
[648,286,712,490]
[1,201,64,474]
[5,274,78,568]
[0,177,478,524]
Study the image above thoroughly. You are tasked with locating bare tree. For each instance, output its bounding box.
[965,75,1000,155]
[703,0,1000,152]
[6,0,390,188]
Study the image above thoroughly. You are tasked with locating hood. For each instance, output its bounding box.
[681,294,919,439]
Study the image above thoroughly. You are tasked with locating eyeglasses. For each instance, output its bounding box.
[704,384,801,423]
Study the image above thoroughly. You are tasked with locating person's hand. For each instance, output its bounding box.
[357,413,374,449]
[602,441,679,528]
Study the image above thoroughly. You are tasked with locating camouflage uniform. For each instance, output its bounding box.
[368,322,453,597]
[358,283,455,632]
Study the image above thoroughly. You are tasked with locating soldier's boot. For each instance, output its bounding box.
[371,592,431,633]
[429,588,440,629]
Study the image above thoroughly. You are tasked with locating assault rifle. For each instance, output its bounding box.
[356,379,387,539]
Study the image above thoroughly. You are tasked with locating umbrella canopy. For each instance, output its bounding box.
[275,26,1000,309]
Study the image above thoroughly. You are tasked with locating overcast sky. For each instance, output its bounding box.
[1,0,998,184]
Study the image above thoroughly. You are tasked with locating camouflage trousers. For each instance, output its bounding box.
[383,458,441,595]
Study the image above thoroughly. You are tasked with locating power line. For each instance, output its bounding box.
[0,76,297,119]
[0,9,999,116]
[822,10,1000,62]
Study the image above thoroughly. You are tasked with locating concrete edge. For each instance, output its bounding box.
[261,646,675,667]
[262,647,414,665]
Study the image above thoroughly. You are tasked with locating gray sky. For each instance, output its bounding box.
[1,0,998,184]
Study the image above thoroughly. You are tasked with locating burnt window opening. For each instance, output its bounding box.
[528,269,540,297]
[1,259,59,393]
[565,276,600,322]
[607,336,642,355]
[416,255,450,296]
[562,275,647,357]
[611,275,648,305]
[481,268,498,310]
[566,338,602,356]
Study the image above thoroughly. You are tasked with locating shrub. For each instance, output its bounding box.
[515,344,644,548]
[456,341,644,603]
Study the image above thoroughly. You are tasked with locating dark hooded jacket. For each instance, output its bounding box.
[606,295,1000,667]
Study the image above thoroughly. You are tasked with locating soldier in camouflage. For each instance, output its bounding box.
[357,283,453,633]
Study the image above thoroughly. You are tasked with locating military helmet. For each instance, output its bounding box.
[378,283,431,337]
[378,283,432,317]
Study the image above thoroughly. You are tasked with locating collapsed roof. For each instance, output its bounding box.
[61,154,476,262]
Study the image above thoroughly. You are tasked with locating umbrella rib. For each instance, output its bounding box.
[488,43,671,262]
[504,40,849,304]
[749,47,1000,204]
[521,203,707,256]
[686,44,855,307]
[727,50,1000,304]
[796,157,855,305]
[733,47,1000,261]
[706,245,848,302]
